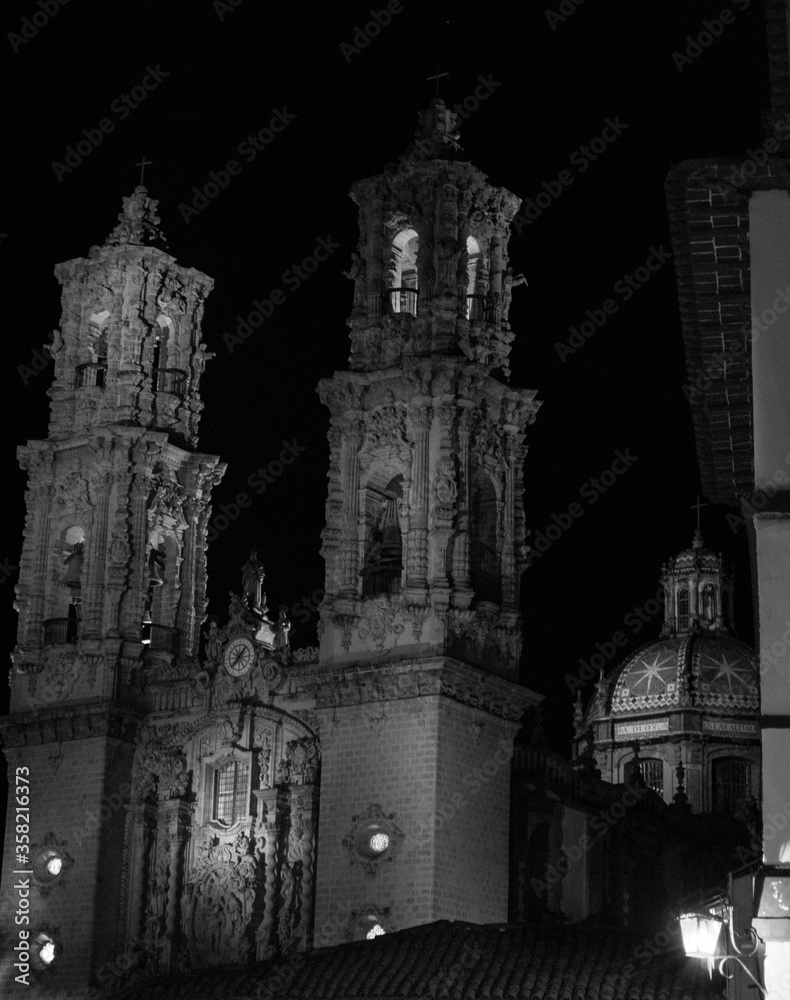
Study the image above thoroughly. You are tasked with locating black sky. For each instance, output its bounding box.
[0,0,771,753]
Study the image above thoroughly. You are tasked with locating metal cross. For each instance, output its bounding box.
[690,496,708,531]
[427,70,449,97]
[136,157,152,186]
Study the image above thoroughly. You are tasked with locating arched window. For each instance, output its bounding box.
[677,588,690,631]
[152,315,184,394]
[386,229,418,316]
[361,475,403,597]
[701,584,716,624]
[79,311,110,388]
[213,759,250,825]
[465,236,486,320]
[712,758,748,815]
[470,472,500,604]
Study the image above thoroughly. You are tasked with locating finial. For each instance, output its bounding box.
[573,691,584,736]
[136,156,152,187]
[673,759,691,812]
[427,70,449,98]
[102,186,167,250]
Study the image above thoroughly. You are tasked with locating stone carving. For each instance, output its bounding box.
[134,724,190,802]
[39,651,80,702]
[276,737,321,786]
[357,598,406,652]
[241,549,266,613]
[182,831,260,966]
[341,804,404,875]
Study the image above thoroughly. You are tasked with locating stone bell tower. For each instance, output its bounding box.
[0,186,224,994]
[311,100,542,944]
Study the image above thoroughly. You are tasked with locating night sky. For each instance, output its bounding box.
[0,0,770,756]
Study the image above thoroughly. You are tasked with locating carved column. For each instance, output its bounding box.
[162,801,191,971]
[83,474,111,636]
[291,784,319,951]
[405,403,431,595]
[452,405,473,595]
[253,787,288,958]
[501,439,517,609]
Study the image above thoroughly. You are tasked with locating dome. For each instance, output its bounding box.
[605,631,758,716]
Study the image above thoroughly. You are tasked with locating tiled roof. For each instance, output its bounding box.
[112,919,722,1000]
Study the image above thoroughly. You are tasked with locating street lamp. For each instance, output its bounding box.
[678,898,764,996]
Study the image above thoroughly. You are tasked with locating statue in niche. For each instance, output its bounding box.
[241,549,266,612]
[205,618,223,664]
[276,605,291,651]
[343,252,366,307]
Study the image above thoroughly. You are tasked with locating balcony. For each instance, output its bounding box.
[43,617,79,645]
[383,287,418,318]
[141,621,179,654]
[153,368,186,395]
[76,362,107,388]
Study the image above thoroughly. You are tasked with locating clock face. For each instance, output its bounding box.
[223,637,256,677]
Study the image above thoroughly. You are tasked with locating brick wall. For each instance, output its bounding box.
[313,689,517,945]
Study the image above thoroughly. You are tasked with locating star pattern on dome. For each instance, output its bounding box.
[698,650,757,695]
[623,650,677,696]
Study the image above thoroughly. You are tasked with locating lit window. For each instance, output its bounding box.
[366,924,385,939]
[213,761,249,825]
[369,832,390,854]
[39,940,56,965]
[46,857,62,877]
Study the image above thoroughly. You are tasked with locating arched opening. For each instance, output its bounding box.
[677,587,690,631]
[700,583,716,625]
[78,311,110,388]
[143,531,179,652]
[465,236,487,320]
[44,526,85,645]
[712,757,748,815]
[152,315,185,394]
[361,475,403,597]
[470,471,500,604]
[385,228,418,317]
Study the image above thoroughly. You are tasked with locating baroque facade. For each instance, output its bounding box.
[0,100,545,995]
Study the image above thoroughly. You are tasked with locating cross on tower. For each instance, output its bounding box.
[690,496,708,532]
[427,70,449,97]
[136,157,152,186]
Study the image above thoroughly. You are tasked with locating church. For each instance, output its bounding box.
[0,70,762,1000]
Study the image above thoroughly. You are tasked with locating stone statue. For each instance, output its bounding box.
[241,549,266,612]
[276,605,291,650]
[205,619,223,664]
[343,252,366,307]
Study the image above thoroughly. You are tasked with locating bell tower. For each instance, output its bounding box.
[0,186,224,993]
[312,100,542,943]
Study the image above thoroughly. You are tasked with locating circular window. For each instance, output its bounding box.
[355,821,392,860]
[31,844,71,890]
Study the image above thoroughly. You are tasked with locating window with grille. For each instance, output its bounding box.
[627,757,664,795]
[713,758,748,815]
[213,760,249,824]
